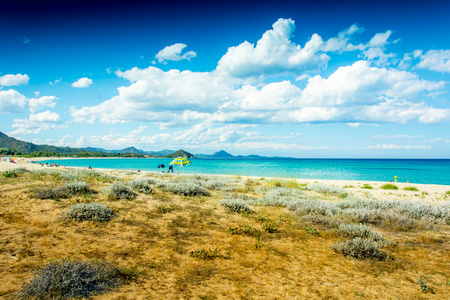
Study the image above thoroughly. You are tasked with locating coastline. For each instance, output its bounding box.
[1,157,449,201]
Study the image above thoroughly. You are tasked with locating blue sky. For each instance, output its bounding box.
[1,0,450,158]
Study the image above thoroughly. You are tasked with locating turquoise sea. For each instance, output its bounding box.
[39,158,450,185]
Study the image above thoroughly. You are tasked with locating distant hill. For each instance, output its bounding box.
[211,150,234,157]
[166,149,195,158]
[148,149,175,156]
[0,131,82,155]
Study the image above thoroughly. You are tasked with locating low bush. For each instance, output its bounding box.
[307,183,348,198]
[104,182,137,200]
[380,183,398,190]
[34,186,69,200]
[361,184,373,189]
[2,170,18,178]
[164,181,211,197]
[64,181,94,196]
[337,223,387,243]
[220,198,254,214]
[332,237,387,260]
[403,186,419,191]
[17,259,127,299]
[128,178,153,194]
[62,203,115,222]
[301,215,342,229]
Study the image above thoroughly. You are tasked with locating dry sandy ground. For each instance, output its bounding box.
[1,158,449,203]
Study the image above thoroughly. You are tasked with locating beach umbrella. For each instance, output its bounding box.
[169,157,191,172]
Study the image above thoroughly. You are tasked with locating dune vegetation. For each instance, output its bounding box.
[0,167,449,299]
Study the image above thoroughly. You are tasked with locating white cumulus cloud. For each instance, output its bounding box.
[216,18,330,78]
[415,49,450,73]
[0,74,30,86]
[155,43,197,64]
[71,77,93,88]
[0,89,28,113]
[28,96,57,113]
[9,111,67,135]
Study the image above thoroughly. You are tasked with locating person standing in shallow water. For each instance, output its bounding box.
[168,164,174,173]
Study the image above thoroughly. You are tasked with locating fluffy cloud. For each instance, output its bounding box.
[0,89,57,114]
[9,111,67,135]
[414,50,450,73]
[0,89,27,113]
[28,96,57,113]
[216,18,330,78]
[71,67,230,123]
[71,77,93,88]
[155,43,197,64]
[0,74,29,86]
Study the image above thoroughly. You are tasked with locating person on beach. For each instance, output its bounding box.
[168,164,174,173]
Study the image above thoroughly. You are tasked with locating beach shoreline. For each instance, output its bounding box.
[1,157,449,201]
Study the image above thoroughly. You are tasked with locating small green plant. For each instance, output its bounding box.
[189,248,222,260]
[228,225,261,237]
[34,186,69,200]
[337,223,387,243]
[418,277,435,294]
[262,222,277,233]
[62,203,115,222]
[156,205,173,214]
[421,191,429,196]
[17,258,127,299]
[305,226,320,236]
[380,183,398,190]
[446,191,450,195]
[254,236,264,249]
[220,198,254,214]
[403,186,419,191]
[64,181,94,196]
[2,170,18,178]
[104,182,137,200]
[343,185,354,188]
[361,184,373,189]
[128,178,153,194]
[332,237,387,260]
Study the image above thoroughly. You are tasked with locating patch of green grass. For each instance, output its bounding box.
[305,226,320,236]
[189,248,223,260]
[380,183,398,190]
[2,170,18,178]
[361,184,373,189]
[403,186,419,192]
[343,185,354,188]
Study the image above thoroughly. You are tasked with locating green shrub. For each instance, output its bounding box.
[164,182,211,197]
[361,184,373,189]
[63,181,94,196]
[307,183,348,198]
[2,170,18,178]
[332,237,387,260]
[128,178,153,194]
[34,186,69,200]
[62,203,115,222]
[403,186,419,191]
[104,182,137,200]
[220,198,254,214]
[17,259,127,299]
[337,223,387,243]
[380,184,398,190]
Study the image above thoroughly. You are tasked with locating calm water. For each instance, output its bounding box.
[40,158,450,185]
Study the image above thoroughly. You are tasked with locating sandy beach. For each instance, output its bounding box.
[1,157,449,202]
